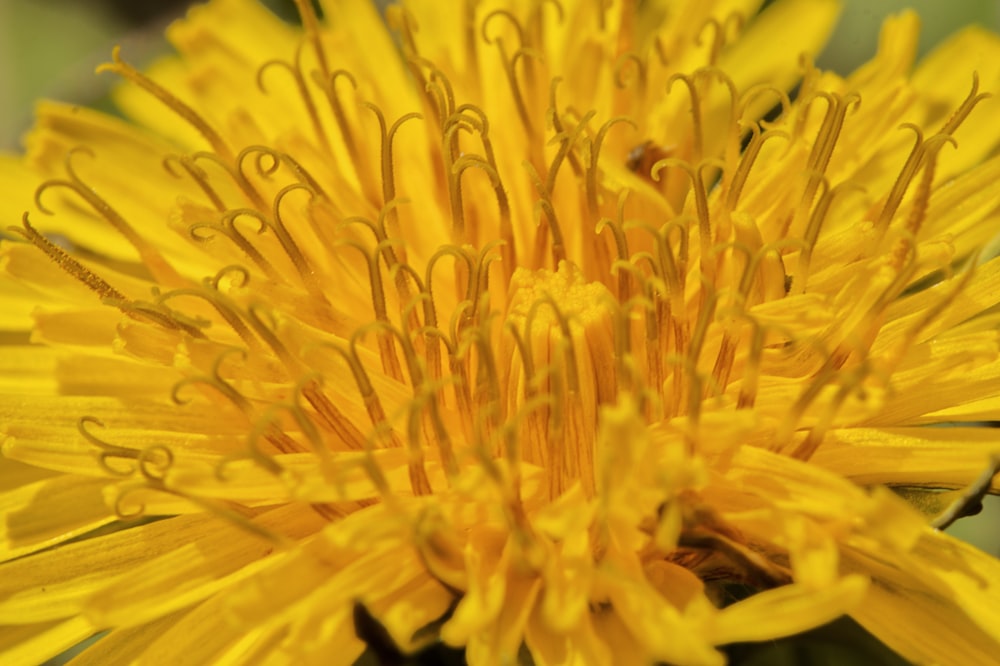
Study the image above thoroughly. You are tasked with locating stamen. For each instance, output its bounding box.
[239,146,329,200]
[343,202,423,339]
[96,47,233,162]
[696,12,744,66]
[424,327,473,431]
[171,347,254,415]
[634,217,689,316]
[136,445,175,483]
[622,257,668,408]
[652,159,722,286]
[220,419,284,477]
[738,84,792,131]
[339,240,403,382]
[695,67,739,174]
[156,276,262,353]
[614,53,647,95]
[191,150,268,210]
[269,184,325,292]
[110,483,148,519]
[685,275,719,398]
[527,294,582,395]
[788,363,871,460]
[163,154,227,212]
[545,109,596,196]
[257,43,331,153]
[10,214,128,304]
[409,56,456,127]
[482,10,536,138]
[114,298,208,337]
[186,224,268,282]
[587,116,637,218]
[595,214,631,303]
[724,125,789,212]
[34,148,181,285]
[414,377,461,479]
[666,74,704,161]
[900,134,956,238]
[79,416,175,481]
[937,72,991,136]
[359,322,433,496]
[363,103,422,230]
[788,91,860,237]
[79,416,138,477]
[461,318,504,444]
[300,378,368,452]
[735,318,774,409]
[393,262,436,351]
[883,259,977,373]
[521,162,567,267]
[449,154,505,246]
[385,4,420,58]
[795,179,864,293]
[543,79,574,173]
[312,69,370,200]
[874,123,925,234]
[281,374,336,462]
[291,0,330,80]
[536,196,567,267]
[314,339,400,453]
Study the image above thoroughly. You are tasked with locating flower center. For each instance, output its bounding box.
[502,261,616,499]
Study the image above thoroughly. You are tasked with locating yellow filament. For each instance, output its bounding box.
[652,159,722,286]
[791,92,860,237]
[666,74,704,161]
[191,150,268,210]
[157,285,263,354]
[523,163,568,267]
[35,148,181,285]
[97,46,232,161]
[587,116,637,218]
[190,212,280,280]
[291,0,330,80]
[696,12,744,66]
[938,72,990,136]
[171,347,255,415]
[795,179,864,293]
[11,214,128,304]
[257,44,330,153]
[313,69,370,198]
[163,154,226,212]
[725,125,789,211]
[482,10,535,137]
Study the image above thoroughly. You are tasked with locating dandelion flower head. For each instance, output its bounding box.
[3,0,1000,664]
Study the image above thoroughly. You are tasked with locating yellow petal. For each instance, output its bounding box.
[850,562,1000,665]
[911,26,1000,177]
[710,575,868,644]
[66,611,184,666]
[0,475,115,562]
[0,514,219,624]
[813,426,1000,489]
[719,0,840,94]
[84,504,324,627]
[134,595,260,665]
[0,616,95,665]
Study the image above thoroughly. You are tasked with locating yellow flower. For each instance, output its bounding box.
[2,0,1000,664]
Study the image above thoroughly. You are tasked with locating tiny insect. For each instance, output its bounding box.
[626,140,674,179]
